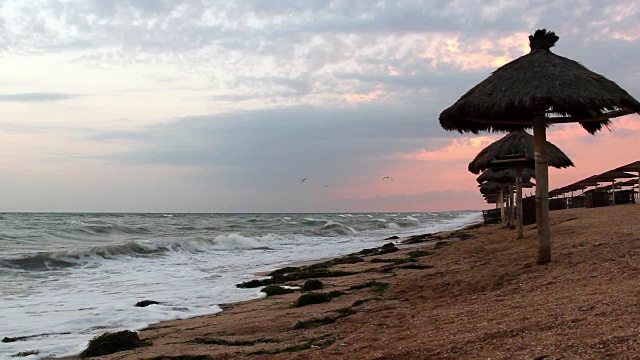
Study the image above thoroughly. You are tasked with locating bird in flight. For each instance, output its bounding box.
[301,177,308,183]
[382,176,393,180]
[324,185,328,188]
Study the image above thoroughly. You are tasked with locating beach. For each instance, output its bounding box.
[51,204,640,359]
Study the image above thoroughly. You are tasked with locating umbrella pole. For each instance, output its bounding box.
[509,184,515,229]
[508,185,511,225]
[516,166,523,239]
[534,115,551,264]
[499,188,505,223]
[506,185,512,227]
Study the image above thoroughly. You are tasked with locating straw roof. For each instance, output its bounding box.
[440,30,640,134]
[479,181,507,195]
[479,180,534,195]
[468,131,574,174]
[476,167,535,184]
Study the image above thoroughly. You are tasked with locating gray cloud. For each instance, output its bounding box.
[0,92,82,102]
[87,101,456,191]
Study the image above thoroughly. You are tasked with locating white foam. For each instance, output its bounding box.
[387,222,402,230]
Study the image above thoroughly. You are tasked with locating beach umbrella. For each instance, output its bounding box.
[440,30,640,264]
[479,177,535,227]
[479,182,509,222]
[469,131,573,238]
[476,167,535,184]
[477,167,534,229]
[468,131,573,174]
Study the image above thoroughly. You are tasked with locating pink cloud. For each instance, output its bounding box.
[335,116,639,211]
[398,136,497,162]
[344,89,385,103]
[420,32,530,70]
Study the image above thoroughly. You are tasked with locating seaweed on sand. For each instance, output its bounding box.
[81,330,148,358]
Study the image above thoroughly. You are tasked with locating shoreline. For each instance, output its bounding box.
[43,221,478,360]
[49,205,640,359]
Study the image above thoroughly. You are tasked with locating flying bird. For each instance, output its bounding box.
[382,176,393,180]
[300,177,308,183]
[324,185,328,188]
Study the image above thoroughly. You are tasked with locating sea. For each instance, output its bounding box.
[0,211,481,359]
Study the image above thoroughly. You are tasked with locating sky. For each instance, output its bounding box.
[0,0,639,213]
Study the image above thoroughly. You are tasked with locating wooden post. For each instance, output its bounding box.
[505,186,509,225]
[637,172,640,204]
[499,188,505,223]
[509,184,515,229]
[612,180,616,205]
[571,190,574,208]
[504,186,511,226]
[533,115,550,264]
[516,166,523,239]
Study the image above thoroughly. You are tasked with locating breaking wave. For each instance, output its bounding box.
[0,233,280,271]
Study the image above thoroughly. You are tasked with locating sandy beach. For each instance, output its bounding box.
[56,204,640,359]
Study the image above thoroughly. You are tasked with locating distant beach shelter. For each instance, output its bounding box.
[440,30,640,264]
[470,131,574,239]
[614,161,640,204]
[478,170,535,227]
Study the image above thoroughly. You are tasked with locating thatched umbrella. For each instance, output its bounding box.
[440,30,640,264]
[479,178,535,226]
[469,131,573,238]
[468,131,573,174]
[478,167,535,229]
[476,167,535,184]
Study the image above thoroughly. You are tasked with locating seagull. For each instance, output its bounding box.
[324,185,328,188]
[301,177,308,183]
[382,176,393,180]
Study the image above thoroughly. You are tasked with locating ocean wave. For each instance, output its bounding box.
[70,223,152,236]
[211,233,279,250]
[319,221,358,235]
[387,222,401,230]
[301,218,328,226]
[0,233,282,271]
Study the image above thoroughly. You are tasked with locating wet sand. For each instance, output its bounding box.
[55,204,640,359]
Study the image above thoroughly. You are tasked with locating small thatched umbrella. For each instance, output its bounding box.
[469,131,573,238]
[478,167,535,228]
[468,131,573,174]
[481,181,537,193]
[479,178,535,226]
[476,167,535,184]
[440,30,640,264]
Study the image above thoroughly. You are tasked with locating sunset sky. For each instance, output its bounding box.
[0,0,638,212]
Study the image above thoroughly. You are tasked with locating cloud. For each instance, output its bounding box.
[85,102,463,193]
[0,92,81,102]
[0,0,639,212]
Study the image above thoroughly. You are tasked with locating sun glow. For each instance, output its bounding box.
[400,136,496,161]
